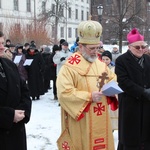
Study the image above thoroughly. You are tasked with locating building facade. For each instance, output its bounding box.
[0,0,90,44]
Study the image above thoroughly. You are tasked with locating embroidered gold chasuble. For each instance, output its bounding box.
[57,52,116,150]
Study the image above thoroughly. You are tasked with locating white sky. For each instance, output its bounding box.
[26,82,118,150]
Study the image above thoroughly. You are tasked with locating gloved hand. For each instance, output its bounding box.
[60,57,66,61]
[143,88,150,101]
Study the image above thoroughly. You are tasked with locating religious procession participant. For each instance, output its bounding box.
[101,50,118,131]
[115,28,150,150]
[57,19,118,150]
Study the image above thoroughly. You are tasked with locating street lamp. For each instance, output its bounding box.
[97,4,103,24]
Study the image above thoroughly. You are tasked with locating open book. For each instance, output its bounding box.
[102,81,123,96]
[13,55,22,64]
[23,59,33,66]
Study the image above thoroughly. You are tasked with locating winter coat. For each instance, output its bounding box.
[14,54,28,81]
[0,58,31,150]
[53,49,72,75]
[42,52,51,80]
[49,52,57,80]
[25,50,45,97]
[70,42,78,53]
[111,50,121,63]
[115,50,150,146]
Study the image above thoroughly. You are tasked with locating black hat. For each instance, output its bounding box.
[62,41,68,46]
[6,39,11,43]
[102,51,112,61]
[52,45,60,53]
[9,44,15,47]
[59,39,66,45]
[24,43,30,47]
[29,44,36,50]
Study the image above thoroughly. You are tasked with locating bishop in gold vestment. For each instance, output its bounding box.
[57,19,117,150]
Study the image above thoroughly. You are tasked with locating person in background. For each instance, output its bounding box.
[0,31,32,150]
[111,44,121,64]
[49,45,60,100]
[59,39,66,50]
[9,43,16,53]
[3,48,13,60]
[97,41,105,60]
[144,46,150,56]
[56,20,117,150]
[25,44,44,100]
[53,41,72,75]
[70,37,79,53]
[41,46,51,93]
[23,43,30,54]
[101,50,118,131]
[14,44,28,81]
[115,28,150,150]
[4,39,11,48]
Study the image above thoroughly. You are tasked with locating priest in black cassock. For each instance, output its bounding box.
[115,28,150,150]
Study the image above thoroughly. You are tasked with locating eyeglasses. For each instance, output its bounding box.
[83,45,100,51]
[130,45,148,50]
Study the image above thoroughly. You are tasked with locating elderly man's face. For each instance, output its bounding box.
[79,44,100,62]
[0,37,5,57]
[128,41,148,58]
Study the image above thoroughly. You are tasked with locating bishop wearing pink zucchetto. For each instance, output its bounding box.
[115,28,150,150]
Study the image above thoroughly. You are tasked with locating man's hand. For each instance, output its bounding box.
[60,57,66,61]
[14,110,25,123]
[92,91,103,103]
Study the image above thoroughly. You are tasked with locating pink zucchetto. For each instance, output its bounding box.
[127,28,144,44]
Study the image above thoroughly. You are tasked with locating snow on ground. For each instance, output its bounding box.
[26,87,118,150]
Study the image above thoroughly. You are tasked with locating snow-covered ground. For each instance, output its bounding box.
[26,87,118,150]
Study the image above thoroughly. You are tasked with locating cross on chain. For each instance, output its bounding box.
[97,72,109,92]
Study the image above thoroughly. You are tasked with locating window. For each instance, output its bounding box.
[81,10,84,20]
[52,4,55,13]
[27,0,31,12]
[75,28,78,38]
[68,7,71,18]
[60,27,64,38]
[68,27,72,38]
[0,0,1,8]
[14,0,19,11]
[75,9,78,19]
[106,0,112,5]
[42,1,46,13]
[0,23,3,31]
[87,11,89,20]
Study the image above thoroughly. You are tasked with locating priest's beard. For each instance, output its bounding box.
[82,51,97,63]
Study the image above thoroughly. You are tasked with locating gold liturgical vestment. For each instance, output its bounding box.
[57,52,116,150]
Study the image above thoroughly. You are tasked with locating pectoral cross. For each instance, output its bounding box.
[97,72,109,92]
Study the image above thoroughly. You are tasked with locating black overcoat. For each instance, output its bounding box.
[0,58,32,150]
[115,50,150,146]
[25,50,45,97]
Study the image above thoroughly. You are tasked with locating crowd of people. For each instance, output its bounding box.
[1,18,150,150]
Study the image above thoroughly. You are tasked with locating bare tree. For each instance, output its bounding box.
[102,0,146,52]
[38,0,70,44]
